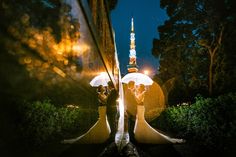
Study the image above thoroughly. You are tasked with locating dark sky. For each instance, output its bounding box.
[111,0,168,75]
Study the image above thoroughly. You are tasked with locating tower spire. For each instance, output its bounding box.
[127,17,138,73]
[131,17,134,32]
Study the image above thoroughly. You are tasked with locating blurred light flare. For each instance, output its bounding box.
[24,57,32,64]
[143,70,149,75]
[53,66,66,78]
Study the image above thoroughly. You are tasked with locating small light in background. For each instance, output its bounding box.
[141,67,156,77]
[143,70,149,75]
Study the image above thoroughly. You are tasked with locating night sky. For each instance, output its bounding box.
[111,0,169,76]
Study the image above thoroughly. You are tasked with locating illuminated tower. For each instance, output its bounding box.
[127,18,138,73]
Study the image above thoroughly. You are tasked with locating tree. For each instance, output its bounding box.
[153,0,236,103]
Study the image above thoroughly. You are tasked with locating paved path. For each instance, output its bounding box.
[58,142,235,157]
[59,142,182,157]
[3,141,234,157]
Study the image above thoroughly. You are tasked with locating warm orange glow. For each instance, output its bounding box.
[53,66,66,78]
[24,57,32,64]
[144,70,149,75]
[64,59,68,65]
[100,72,107,76]
[72,44,81,52]
[42,63,49,69]
[72,43,89,56]
[34,60,42,67]
[70,65,77,71]
[54,39,89,57]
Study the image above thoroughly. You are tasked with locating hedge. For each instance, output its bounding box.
[17,99,97,146]
[152,93,236,148]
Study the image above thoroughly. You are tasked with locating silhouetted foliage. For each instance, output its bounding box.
[152,93,236,148]
[153,0,236,103]
[17,99,97,146]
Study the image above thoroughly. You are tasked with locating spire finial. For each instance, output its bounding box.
[131,17,134,32]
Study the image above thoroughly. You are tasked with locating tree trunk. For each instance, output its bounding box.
[209,54,214,96]
[207,26,224,96]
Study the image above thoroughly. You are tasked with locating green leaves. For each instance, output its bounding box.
[154,93,236,148]
[18,100,97,146]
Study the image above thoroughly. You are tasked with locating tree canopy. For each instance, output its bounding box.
[152,0,236,104]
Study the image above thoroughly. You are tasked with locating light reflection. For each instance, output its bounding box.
[53,66,66,78]
[7,11,85,84]
[24,57,32,64]
[4,1,110,89]
[72,42,90,56]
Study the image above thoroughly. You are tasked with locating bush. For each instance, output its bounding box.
[18,99,97,146]
[153,93,236,148]
[57,105,97,138]
[18,100,57,145]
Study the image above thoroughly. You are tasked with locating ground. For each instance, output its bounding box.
[2,140,236,157]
